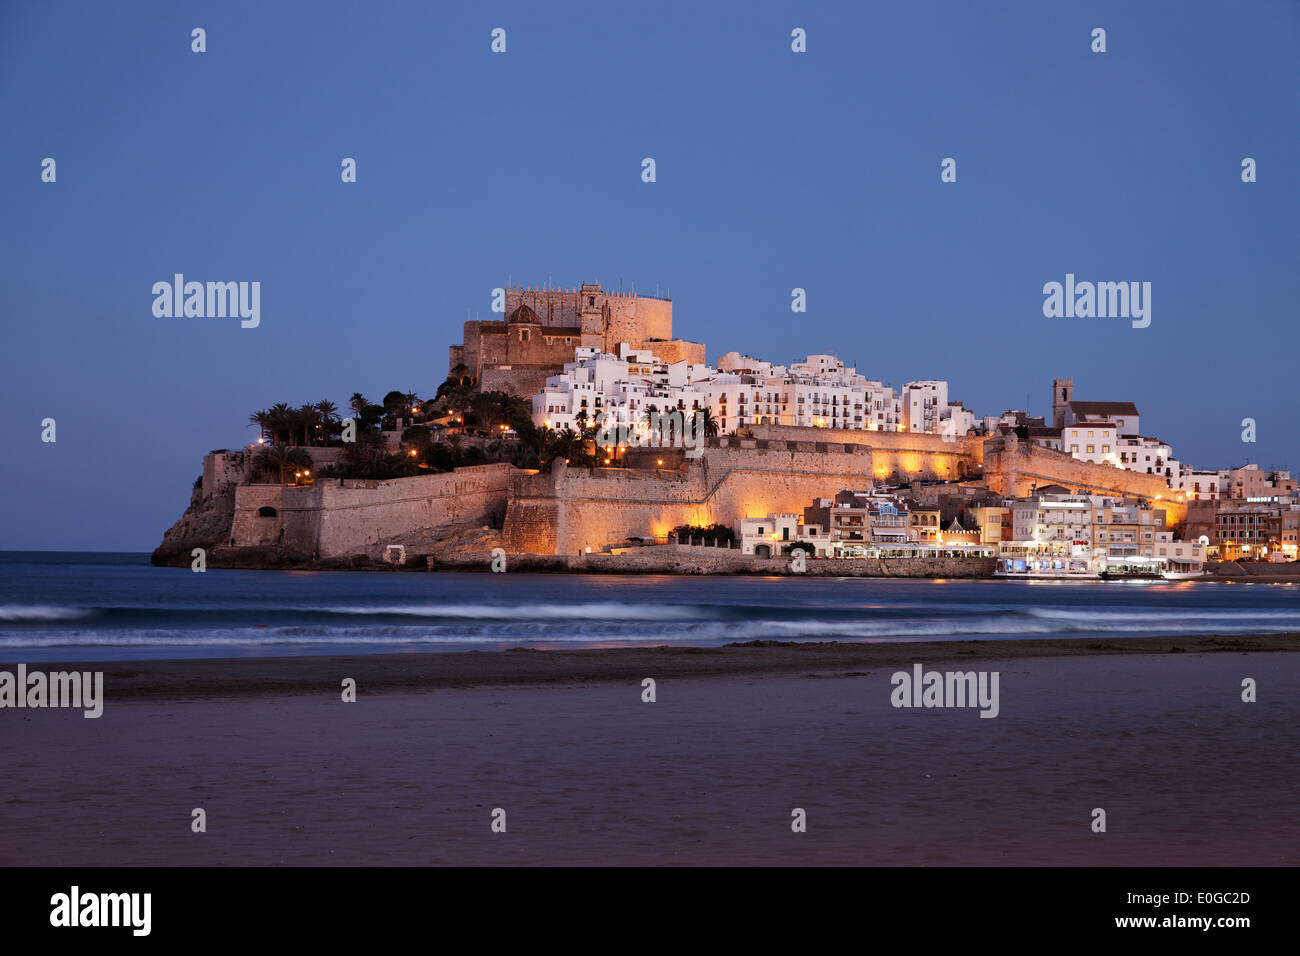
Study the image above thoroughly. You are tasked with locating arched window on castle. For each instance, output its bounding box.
[258,506,278,518]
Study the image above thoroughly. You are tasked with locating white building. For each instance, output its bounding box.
[1153,531,1206,576]
[703,356,906,434]
[1063,421,1119,466]
[1117,435,1181,482]
[940,402,977,438]
[1063,400,1140,437]
[535,349,972,440]
[1001,491,1094,575]
[533,345,710,436]
[902,381,947,433]
[864,382,904,431]
[900,380,974,436]
[1171,468,1229,501]
[740,513,828,557]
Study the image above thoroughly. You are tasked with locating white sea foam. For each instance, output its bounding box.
[0,604,90,622]
[318,602,715,620]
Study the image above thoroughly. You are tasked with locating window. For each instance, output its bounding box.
[1087,445,1095,453]
[588,296,595,306]
[258,506,278,518]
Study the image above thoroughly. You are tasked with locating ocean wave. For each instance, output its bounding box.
[1024,606,1300,624]
[0,605,91,622]
[316,602,720,620]
[3,609,1299,649]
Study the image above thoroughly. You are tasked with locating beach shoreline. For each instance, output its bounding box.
[5,633,1294,700]
[4,640,1296,866]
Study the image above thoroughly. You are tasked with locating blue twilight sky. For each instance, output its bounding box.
[1,1,1297,551]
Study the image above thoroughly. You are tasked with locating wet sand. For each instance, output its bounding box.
[2,636,1297,866]
[8,633,1295,699]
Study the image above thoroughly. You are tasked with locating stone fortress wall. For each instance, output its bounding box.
[749,424,985,480]
[503,440,873,556]
[228,463,516,558]
[504,427,1187,555]
[984,434,1187,525]
[180,423,1186,562]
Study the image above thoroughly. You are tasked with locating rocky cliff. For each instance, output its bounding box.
[151,485,237,567]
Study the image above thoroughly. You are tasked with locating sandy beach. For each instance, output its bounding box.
[3,636,1297,866]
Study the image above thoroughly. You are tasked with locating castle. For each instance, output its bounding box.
[448,283,705,398]
[157,422,1186,564]
[151,289,1201,566]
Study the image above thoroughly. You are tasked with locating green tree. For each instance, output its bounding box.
[255,444,313,484]
[248,408,272,442]
[315,400,339,443]
[401,424,432,445]
[267,403,293,445]
[698,407,719,438]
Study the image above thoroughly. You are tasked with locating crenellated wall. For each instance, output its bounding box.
[458,284,682,382]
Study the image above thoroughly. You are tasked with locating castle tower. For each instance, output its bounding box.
[1052,378,1073,429]
[578,282,605,350]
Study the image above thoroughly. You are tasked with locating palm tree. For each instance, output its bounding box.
[255,444,313,484]
[471,392,500,433]
[546,427,586,470]
[349,393,368,417]
[266,403,293,445]
[339,434,387,477]
[248,409,272,442]
[698,407,719,438]
[314,400,338,443]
